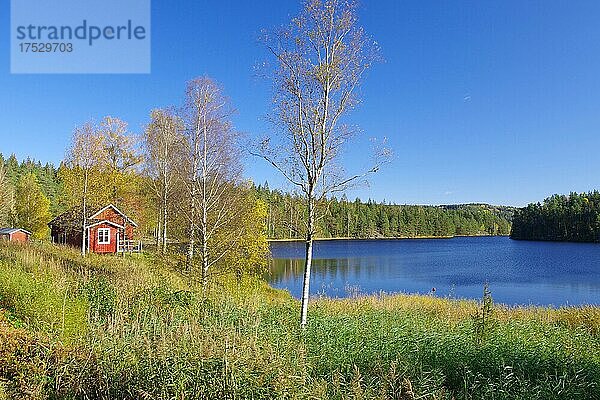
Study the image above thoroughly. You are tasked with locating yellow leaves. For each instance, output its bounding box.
[218,195,271,278]
[253,198,269,224]
[62,117,145,223]
[100,116,141,173]
[58,165,111,208]
[14,172,51,239]
[66,121,108,170]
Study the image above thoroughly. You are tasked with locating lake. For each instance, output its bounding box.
[268,236,600,306]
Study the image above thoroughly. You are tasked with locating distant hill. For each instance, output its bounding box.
[441,203,517,221]
[254,185,515,239]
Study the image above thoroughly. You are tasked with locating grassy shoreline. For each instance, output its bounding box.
[1,241,599,399]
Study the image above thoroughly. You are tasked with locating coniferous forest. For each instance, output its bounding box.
[510,191,600,242]
[255,184,514,239]
[0,153,64,213]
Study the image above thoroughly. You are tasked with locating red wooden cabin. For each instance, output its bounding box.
[49,204,140,254]
[0,228,31,243]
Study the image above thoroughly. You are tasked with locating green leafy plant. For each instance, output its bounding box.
[472,283,495,344]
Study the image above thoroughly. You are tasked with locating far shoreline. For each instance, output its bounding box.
[268,234,510,242]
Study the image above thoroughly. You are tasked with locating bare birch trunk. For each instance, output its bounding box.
[162,169,168,254]
[187,201,196,270]
[201,113,209,293]
[161,134,169,254]
[162,198,168,253]
[187,152,198,271]
[300,195,315,328]
[81,170,88,256]
[156,211,162,248]
[201,206,208,292]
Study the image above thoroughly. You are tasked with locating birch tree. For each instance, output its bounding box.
[62,122,108,255]
[256,0,388,327]
[14,172,52,239]
[100,116,141,205]
[180,77,250,291]
[143,108,183,254]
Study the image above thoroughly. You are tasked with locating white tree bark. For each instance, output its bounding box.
[255,0,388,327]
[181,77,245,291]
[300,194,315,327]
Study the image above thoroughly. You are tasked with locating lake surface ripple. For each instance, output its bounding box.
[268,236,600,306]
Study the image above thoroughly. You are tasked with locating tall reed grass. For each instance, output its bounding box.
[1,241,599,399]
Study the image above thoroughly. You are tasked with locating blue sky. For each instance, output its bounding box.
[1,1,600,207]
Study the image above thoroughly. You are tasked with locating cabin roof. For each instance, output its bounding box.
[88,204,138,227]
[85,220,125,229]
[49,204,138,229]
[0,228,32,235]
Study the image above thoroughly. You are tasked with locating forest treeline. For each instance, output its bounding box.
[0,151,515,242]
[510,191,600,242]
[255,184,514,239]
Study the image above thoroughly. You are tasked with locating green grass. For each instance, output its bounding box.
[1,241,599,399]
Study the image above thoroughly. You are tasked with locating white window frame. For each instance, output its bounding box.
[97,228,111,245]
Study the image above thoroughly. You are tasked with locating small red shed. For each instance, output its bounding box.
[0,228,31,243]
[49,204,140,254]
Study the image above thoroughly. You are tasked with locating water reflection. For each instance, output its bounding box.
[267,237,600,306]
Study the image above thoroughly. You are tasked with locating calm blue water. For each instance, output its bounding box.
[268,236,600,306]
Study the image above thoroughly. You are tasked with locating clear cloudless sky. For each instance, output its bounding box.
[1,0,600,207]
